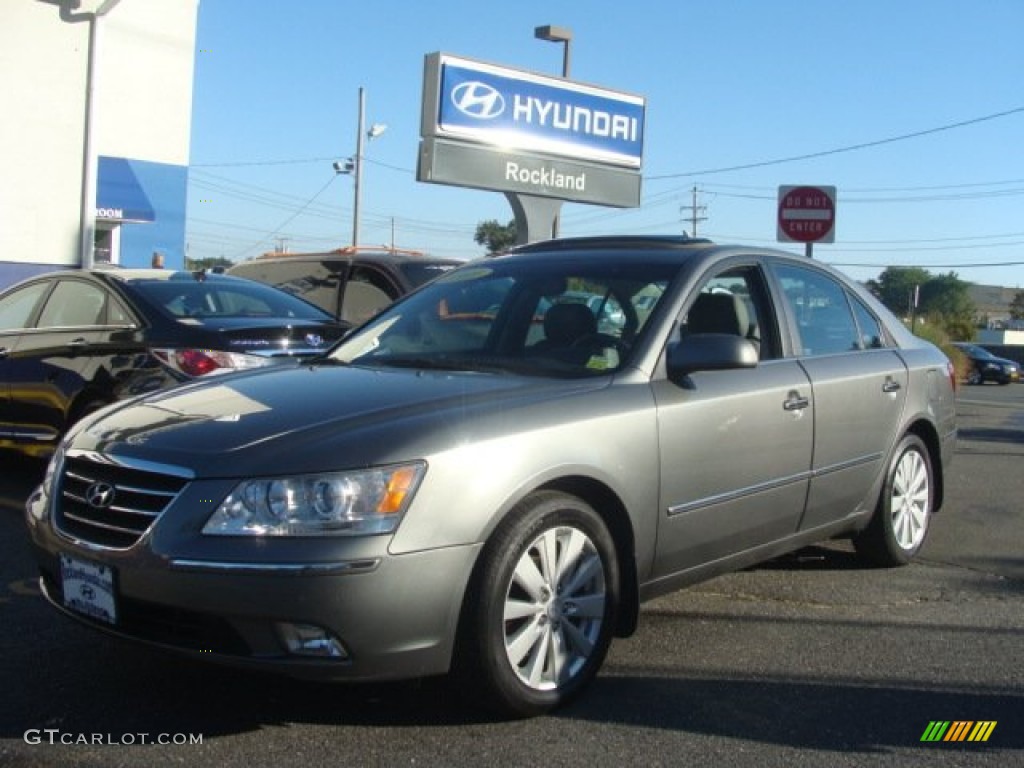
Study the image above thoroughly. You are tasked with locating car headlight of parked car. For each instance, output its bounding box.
[202,462,426,537]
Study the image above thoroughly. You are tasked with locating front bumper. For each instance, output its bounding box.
[26,479,480,682]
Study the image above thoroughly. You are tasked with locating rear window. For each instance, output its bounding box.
[129,278,333,321]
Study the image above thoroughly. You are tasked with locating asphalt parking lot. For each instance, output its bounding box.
[0,383,1021,767]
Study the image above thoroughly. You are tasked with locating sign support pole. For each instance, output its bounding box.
[806,243,813,259]
[505,193,564,245]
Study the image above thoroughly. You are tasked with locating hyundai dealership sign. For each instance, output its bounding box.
[419,53,644,207]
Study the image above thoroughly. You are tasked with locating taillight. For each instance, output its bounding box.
[151,348,270,377]
[176,349,222,376]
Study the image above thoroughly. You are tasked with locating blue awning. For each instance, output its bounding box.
[97,156,155,222]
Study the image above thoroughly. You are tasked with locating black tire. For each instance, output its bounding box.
[453,491,619,718]
[854,434,934,567]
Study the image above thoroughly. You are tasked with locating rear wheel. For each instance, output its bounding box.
[854,434,933,566]
[454,491,619,718]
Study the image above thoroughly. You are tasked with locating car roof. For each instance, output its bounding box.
[243,247,462,267]
[501,236,814,270]
[509,235,717,254]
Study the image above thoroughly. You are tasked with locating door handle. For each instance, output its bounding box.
[882,378,902,393]
[783,392,810,411]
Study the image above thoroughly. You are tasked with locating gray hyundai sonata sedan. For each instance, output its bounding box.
[26,236,956,717]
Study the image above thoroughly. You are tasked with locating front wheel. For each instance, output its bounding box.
[854,434,933,566]
[453,491,619,718]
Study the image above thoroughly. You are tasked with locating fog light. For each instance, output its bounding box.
[276,622,349,659]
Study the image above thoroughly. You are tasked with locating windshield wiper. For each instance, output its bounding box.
[363,355,512,374]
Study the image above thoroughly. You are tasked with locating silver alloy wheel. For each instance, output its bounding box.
[890,447,930,551]
[501,525,606,691]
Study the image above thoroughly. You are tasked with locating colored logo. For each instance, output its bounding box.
[920,721,997,743]
[84,482,117,510]
[451,81,505,120]
[304,333,324,348]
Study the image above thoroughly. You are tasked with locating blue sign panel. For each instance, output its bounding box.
[430,54,645,169]
[97,156,156,222]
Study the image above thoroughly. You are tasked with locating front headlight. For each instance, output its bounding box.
[202,462,426,537]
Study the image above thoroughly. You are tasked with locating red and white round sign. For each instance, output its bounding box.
[777,185,836,243]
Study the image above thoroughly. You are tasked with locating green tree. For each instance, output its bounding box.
[874,266,932,316]
[186,256,234,272]
[918,272,975,337]
[474,219,517,254]
[874,266,976,338]
[1010,289,1024,321]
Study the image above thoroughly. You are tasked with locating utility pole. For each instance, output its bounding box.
[680,186,707,238]
[352,87,366,248]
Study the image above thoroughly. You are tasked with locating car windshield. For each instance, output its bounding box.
[128,276,334,322]
[329,259,676,377]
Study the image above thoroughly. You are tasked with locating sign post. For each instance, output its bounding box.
[777,185,836,257]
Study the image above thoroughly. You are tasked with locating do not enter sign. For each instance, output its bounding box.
[777,185,836,244]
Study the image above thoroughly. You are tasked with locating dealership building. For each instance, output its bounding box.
[0,0,199,290]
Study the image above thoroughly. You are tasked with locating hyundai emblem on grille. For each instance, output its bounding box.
[84,482,116,509]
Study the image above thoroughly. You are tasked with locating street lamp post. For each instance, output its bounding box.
[335,87,386,247]
[534,25,573,237]
[534,25,572,79]
[49,0,125,269]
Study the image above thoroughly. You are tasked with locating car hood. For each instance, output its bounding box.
[71,363,609,476]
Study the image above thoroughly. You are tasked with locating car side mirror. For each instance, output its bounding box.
[666,333,758,385]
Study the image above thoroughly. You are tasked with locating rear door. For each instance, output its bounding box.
[340,264,403,325]
[0,279,54,447]
[771,262,908,531]
[3,278,112,446]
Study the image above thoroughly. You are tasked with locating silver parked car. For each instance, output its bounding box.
[26,237,956,717]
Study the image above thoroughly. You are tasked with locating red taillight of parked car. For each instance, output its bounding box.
[151,348,269,377]
[176,349,223,377]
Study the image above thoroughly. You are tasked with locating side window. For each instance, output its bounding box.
[0,281,51,330]
[775,264,859,356]
[682,266,778,360]
[850,295,885,349]
[106,297,135,326]
[37,281,107,328]
[341,266,400,325]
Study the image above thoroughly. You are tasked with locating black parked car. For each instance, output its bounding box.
[228,247,461,326]
[0,268,346,458]
[952,342,1020,385]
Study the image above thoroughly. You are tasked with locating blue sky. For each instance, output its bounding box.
[186,0,1024,287]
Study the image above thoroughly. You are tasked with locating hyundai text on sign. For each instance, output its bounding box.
[777,185,837,244]
[422,53,646,169]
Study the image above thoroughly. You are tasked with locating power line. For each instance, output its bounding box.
[646,106,1024,181]
[229,174,339,260]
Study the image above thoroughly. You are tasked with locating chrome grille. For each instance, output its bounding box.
[56,456,189,549]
